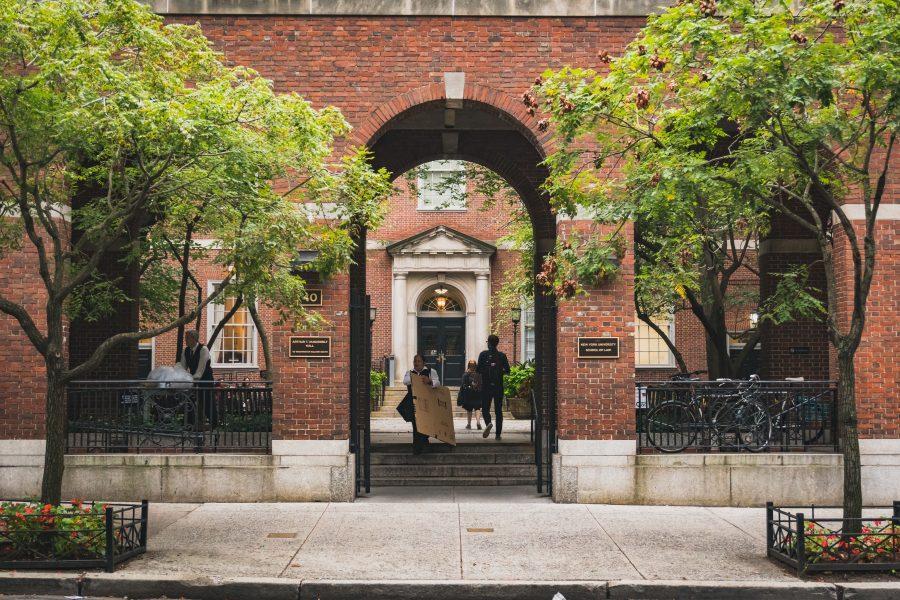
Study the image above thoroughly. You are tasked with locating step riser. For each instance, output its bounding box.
[371,453,534,465]
[372,465,537,478]
[371,478,537,486]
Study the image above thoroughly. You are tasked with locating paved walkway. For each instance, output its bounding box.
[129,494,791,582]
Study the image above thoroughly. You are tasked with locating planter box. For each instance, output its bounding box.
[767,501,899,574]
[0,500,148,572]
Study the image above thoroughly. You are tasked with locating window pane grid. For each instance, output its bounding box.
[635,315,674,367]
[210,293,256,367]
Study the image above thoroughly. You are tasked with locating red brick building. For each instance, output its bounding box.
[0,1,896,505]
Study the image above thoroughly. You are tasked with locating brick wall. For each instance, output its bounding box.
[555,221,635,440]
[0,237,50,439]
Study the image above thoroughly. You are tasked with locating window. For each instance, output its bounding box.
[417,160,466,211]
[420,294,463,313]
[522,304,536,362]
[207,282,257,367]
[138,338,154,379]
[635,314,675,368]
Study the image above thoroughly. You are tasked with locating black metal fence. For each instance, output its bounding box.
[67,381,272,453]
[0,500,147,572]
[767,502,900,574]
[636,380,838,453]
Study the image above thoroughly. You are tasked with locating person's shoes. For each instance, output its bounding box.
[477,423,482,430]
[496,434,502,440]
[465,424,471,430]
[482,423,493,438]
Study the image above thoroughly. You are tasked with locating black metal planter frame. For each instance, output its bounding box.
[0,500,148,572]
[766,501,900,575]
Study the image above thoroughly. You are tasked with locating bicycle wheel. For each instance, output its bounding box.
[645,401,696,453]
[713,399,772,452]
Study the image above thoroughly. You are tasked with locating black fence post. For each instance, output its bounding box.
[765,502,774,553]
[796,512,806,576]
[139,500,149,549]
[104,505,115,572]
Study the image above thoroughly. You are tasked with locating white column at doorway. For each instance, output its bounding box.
[474,272,491,350]
[391,271,408,384]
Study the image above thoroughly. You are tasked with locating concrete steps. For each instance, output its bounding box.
[370,442,536,487]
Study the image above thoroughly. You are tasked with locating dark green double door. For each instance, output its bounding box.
[417,317,465,386]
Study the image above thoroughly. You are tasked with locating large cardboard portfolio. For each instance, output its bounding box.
[410,376,457,446]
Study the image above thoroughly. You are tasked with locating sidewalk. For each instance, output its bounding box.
[3,494,899,599]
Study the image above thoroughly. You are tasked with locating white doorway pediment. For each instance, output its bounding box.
[387,226,495,273]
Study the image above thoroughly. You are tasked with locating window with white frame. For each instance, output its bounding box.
[417,160,466,211]
[207,282,257,367]
[522,304,536,362]
[635,314,675,368]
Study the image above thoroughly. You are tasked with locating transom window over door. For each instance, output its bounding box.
[417,160,466,211]
[207,282,257,367]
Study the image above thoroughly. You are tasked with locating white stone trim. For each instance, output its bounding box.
[557,439,636,456]
[271,439,349,455]
[838,203,900,221]
[149,0,669,17]
[0,439,45,455]
[444,72,465,100]
[860,439,900,454]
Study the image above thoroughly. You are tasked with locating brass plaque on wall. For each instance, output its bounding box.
[289,336,331,358]
[577,337,620,359]
[301,288,323,306]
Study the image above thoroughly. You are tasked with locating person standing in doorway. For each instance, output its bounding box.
[399,354,440,454]
[180,330,216,429]
[477,334,510,440]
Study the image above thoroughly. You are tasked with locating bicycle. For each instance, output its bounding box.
[768,386,831,446]
[644,375,771,453]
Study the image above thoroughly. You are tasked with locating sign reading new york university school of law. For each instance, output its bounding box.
[289,336,331,358]
[577,337,620,359]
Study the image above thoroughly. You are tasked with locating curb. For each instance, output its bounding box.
[2,573,899,600]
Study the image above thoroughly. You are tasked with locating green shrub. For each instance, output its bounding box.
[504,361,535,399]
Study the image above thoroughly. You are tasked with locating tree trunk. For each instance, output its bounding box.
[837,350,862,520]
[247,301,274,378]
[40,365,67,504]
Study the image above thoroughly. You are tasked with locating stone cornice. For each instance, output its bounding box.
[146,0,669,17]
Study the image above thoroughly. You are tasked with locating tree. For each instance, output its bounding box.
[0,0,356,503]
[536,0,898,518]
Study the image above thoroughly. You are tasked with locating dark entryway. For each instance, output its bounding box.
[417,317,465,386]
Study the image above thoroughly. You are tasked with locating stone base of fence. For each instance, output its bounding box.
[553,439,900,506]
[0,440,355,503]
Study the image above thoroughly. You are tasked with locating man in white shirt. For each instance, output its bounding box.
[401,354,440,454]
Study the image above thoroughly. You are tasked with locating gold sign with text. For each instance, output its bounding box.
[301,288,323,306]
[289,336,331,358]
[577,337,620,359]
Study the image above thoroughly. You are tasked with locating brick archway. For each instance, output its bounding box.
[348,87,558,494]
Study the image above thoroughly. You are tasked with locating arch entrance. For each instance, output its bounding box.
[349,88,557,497]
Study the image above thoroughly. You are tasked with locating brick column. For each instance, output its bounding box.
[831,208,900,504]
[553,221,636,502]
[269,273,354,501]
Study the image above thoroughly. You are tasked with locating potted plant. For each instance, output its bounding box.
[504,361,535,419]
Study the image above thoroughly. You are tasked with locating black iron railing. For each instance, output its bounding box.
[0,500,147,572]
[767,502,900,574]
[636,379,838,453]
[67,381,272,453]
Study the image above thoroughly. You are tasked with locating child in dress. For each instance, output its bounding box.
[457,360,483,430]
